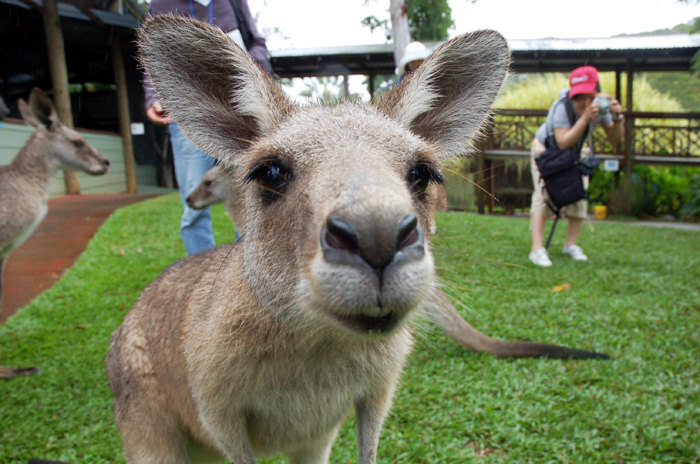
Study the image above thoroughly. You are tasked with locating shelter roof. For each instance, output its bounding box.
[0,0,142,28]
[0,0,142,97]
[270,34,700,78]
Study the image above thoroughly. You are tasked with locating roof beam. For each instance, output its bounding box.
[17,0,41,12]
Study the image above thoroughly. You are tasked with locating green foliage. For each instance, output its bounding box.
[644,72,700,112]
[588,166,700,219]
[495,73,685,112]
[614,16,697,36]
[588,170,617,206]
[680,170,700,218]
[629,166,697,218]
[361,0,456,43]
[1,197,700,463]
[406,0,454,42]
[443,156,478,210]
[361,15,391,40]
[296,76,365,103]
[495,73,569,109]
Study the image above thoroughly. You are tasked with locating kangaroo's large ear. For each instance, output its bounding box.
[20,88,60,131]
[138,15,295,163]
[376,30,510,160]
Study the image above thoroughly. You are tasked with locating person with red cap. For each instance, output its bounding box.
[528,66,624,267]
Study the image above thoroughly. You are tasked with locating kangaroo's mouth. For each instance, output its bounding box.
[87,166,108,175]
[333,310,401,334]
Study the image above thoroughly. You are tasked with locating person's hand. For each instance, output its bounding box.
[146,101,173,126]
[597,92,623,120]
[582,98,600,122]
[610,98,623,119]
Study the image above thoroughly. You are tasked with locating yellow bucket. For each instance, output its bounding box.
[594,205,608,220]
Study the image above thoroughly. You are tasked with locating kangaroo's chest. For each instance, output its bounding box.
[0,199,47,257]
[187,328,411,458]
[243,366,368,453]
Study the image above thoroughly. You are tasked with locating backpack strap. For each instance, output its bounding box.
[562,94,589,155]
[229,0,252,50]
[545,91,588,155]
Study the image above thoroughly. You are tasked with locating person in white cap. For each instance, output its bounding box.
[396,41,432,83]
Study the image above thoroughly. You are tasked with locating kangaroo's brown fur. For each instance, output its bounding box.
[0,88,109,378]
[107,16,604,464]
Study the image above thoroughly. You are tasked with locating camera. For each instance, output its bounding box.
[593,95,611,116]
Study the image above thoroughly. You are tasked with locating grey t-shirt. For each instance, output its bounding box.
[534,90,612,145]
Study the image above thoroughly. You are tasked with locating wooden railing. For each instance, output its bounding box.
[470,109,700,213]
[483,109,700,164]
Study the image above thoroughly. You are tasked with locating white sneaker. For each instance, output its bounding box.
[563,245,588,261]
[529,248,552,267]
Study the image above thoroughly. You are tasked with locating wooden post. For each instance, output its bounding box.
[42,0,81,194]
[624,62,634,180]
[621,60,635,215]
[111,0,138,193]
[614,68,622,188]
[112,43,138,193]
[342,74,349,99]
[486,158,495,214]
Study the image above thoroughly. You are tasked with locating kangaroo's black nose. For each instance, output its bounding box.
[396,213,419,250]
[324,215,359,254]
[321,212,424,283]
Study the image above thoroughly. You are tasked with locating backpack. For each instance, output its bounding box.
[535,93,589,212]
[535,93,600,248]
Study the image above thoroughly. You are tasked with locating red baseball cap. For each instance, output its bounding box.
[569,66,599,97]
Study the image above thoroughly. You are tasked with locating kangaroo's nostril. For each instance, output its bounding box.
[104,159,111,166]
[324,215,359,253]
[396,213,419,250]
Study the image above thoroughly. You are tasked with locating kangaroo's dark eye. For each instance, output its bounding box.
[407,164,444,198]
[246,160,292,201]
[203,180,213,187]
[73,140,85,148]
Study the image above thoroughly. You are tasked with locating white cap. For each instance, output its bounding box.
[396,41,432,76]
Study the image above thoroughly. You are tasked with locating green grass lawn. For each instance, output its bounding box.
[1,194,698,463]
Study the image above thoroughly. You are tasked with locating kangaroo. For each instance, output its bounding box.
[107,16,606,464]
[188,163,608,360]
[0,88,109,378]
[186,163,245,235]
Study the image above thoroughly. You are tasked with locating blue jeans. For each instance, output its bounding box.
[170,123,217,255]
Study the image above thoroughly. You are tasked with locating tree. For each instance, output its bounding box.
[406,0,455,42]
[362,0,461,66]
[390,0,411,69]
[362,0,457,41]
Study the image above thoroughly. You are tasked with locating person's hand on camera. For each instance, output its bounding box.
[610,98,623,119]
[597,93,623,119]
[583,98,600,122]
[146,101,173,126]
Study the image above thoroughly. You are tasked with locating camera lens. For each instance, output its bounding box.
[596,96,611,116]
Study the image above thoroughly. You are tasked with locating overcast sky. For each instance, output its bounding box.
[249,0,700,50]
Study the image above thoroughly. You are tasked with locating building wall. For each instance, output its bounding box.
[0,120,129,196]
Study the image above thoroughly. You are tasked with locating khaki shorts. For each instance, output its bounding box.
[530,138,588,219]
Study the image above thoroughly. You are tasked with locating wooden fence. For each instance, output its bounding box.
[471,110,700,213]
